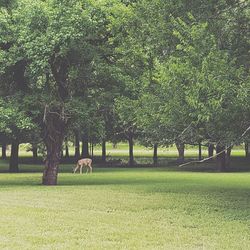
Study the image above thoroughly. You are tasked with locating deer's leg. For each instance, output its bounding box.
[80,165,83,174]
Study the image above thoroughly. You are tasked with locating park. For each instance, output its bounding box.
[0,0,250,249]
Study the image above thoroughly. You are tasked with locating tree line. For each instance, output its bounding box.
[0,0,249,185]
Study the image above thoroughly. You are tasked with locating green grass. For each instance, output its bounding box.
[0,165,249,249]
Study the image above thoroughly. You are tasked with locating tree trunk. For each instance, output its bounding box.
[208,144,214,158]
[102,140,106,162]
[91,142,94,158]
[74,132,80,159]
[42,110,66,185]
[245,142,249,158]
[216,145,227,172]
[153,143,158,165]
[198,142,202,161]
[226,146,232,168]
[128,135,134,166]
[1,143,7,160]
[176,142,185,163]
[65,137,69,159]
[9,139,19,173]
[81,135,89,158]
[32,145,38,163]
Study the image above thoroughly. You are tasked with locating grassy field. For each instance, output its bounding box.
[0,163,249,250]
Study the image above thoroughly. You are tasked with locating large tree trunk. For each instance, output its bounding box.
[198,142,202,161]
[153,144,158,165]
[1,143,7,160]
[74,132,80,159]
[176,142,185,163]
[81,135,89,158]
[245,142,249,159]
[65,137,69,159]
[44,51,69,185]
[102,140,106,162]
[42,110,66,186]
[32,144,38,163]
[216,145,227,172]
[128,135,134,166]
[9,139,19,173]
[208,144,214,158]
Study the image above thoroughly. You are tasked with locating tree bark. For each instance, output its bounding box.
[74,132,80,159]
[128,135,134,166]
[216,145,227,172]
[32,145,38,163]
[91,141,94,158]
[176,142,185,163]
[198,142,202,161]
[42,109,66,185]
[81,134,89,158]
[245,142,249,158]
[153,143,158,165]
[65,137,69,159]
[9,139,19,173]
[208,144,214,158]
[102,140,106,162]
[1,143,7,160]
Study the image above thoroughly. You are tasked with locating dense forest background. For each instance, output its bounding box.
[0,0,249,185]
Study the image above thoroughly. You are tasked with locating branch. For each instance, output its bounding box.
[43,105,48,124]
[174,122,193,141]
[179,124,250,167]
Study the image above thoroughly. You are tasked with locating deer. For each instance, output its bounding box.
[73,158,93,174]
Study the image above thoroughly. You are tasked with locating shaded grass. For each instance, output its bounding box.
[1,154,250,173]
[0,167,249,249]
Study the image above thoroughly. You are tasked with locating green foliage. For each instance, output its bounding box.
[134,14,250,147]
[0,0,250,159]
[0,98,35,136]
[114,96,139,140]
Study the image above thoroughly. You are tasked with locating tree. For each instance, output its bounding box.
[167,17,247,170]
[0,98,35,172]
[115,97,139,165]
[0,0,123,184]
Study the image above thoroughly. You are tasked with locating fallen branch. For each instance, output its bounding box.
[179,124,250,168]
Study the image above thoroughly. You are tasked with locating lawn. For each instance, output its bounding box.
[0,166,249,249]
